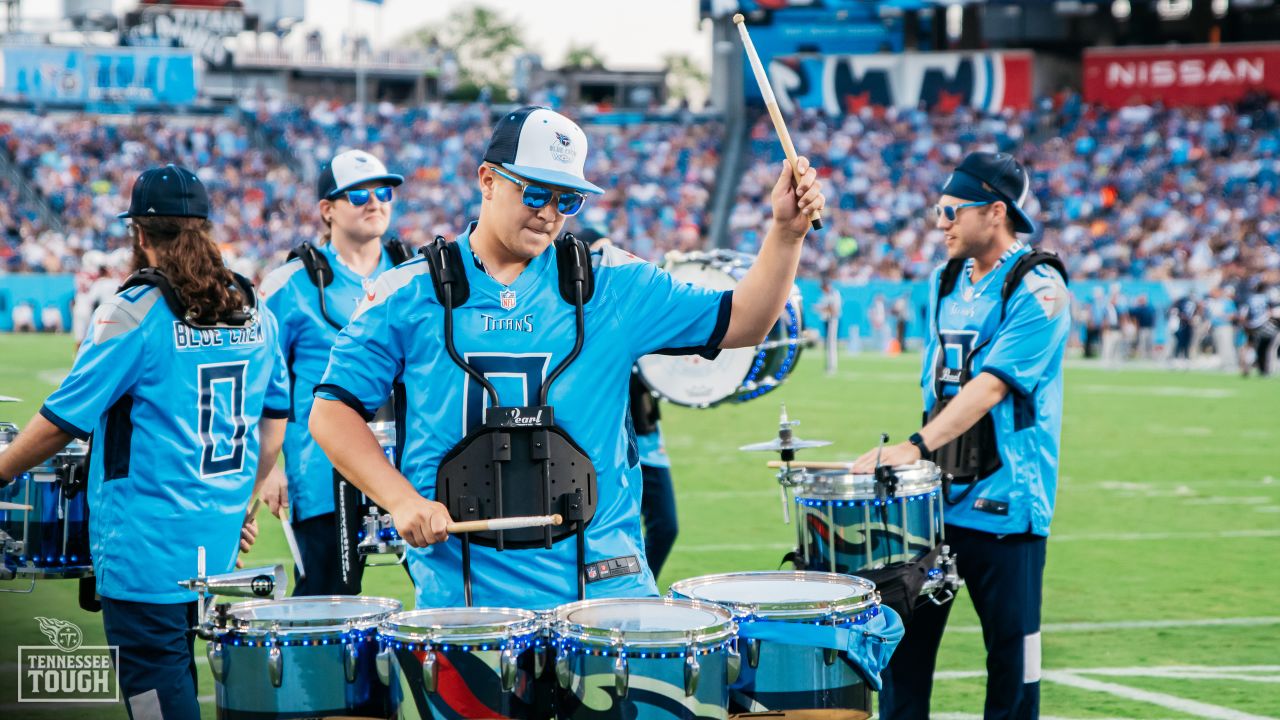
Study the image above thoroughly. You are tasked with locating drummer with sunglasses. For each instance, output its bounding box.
[257,150,409,596]
[308,106,824,611]
[852,152,1070,720]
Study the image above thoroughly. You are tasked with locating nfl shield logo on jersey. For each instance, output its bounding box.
[500,289,517,311]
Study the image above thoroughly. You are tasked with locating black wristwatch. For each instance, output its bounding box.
[908,432,931,456]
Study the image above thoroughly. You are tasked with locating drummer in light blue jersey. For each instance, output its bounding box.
[309,106,825,610]
[853,152,1071,720]
[258,149,411,596]
[0,165,289,720]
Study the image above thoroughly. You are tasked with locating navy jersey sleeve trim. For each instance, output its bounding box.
[39,405,91,441]
[314,384,376,421]
[262,407,290,420]
[981,367,1030,398]
[652,290,733,361]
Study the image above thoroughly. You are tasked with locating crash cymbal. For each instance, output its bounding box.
[738,437,832,452]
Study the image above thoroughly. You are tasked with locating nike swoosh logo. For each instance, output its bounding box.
[96,319,119,325]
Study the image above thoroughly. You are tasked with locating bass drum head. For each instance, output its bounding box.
[636,251,802,408]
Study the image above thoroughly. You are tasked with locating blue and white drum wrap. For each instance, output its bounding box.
[208,596,401,719]
[551,598,737,719]
[380,607,547,719]
[636,250,803,408]
[670,571,878,718]
[795,461,943,574]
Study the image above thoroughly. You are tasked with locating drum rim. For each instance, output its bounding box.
[796,460,941,500]
[381,606,541,644]
[553,597,736,649]
[224,595,402,635]
[669,571,878,620]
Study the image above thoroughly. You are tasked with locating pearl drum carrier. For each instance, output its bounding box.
[419,233,599,605]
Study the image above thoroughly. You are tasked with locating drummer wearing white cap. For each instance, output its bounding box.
[308,106,825,610]
[257,149,415,596]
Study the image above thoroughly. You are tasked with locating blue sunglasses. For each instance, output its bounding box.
[933,201,991,222]
[336,185,394,206]
[491,166,587,217]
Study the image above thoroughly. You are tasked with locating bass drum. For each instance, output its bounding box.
[636,250,803,408]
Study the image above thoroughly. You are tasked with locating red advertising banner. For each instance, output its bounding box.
[1084,43,1280,109]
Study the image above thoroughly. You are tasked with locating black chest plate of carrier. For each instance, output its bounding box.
[437,405,597,549]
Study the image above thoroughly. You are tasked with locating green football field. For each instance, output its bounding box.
[1,332,1278,719]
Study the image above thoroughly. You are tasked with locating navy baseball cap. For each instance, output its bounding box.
[940,152,1036,234]
[117,164,209,219]
[483,106,604,195]
[317,150,404,200]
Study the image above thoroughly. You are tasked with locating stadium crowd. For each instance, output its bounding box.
[2,95,1278,371]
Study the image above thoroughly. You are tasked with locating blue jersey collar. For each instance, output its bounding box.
[456,221,554,301]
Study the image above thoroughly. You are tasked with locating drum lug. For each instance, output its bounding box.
[206,641,224,683]
[726,641,741,685]
[555,650,572,689]
[613,654,629,698]
[344,641,359,683]
[500,646,518,693]
[823,647,838,666]
[422,648,438,693]
[745,637,761,669]
[267,644,283,689]
[375,647,394,687]
[535,643,548,678]
[683,650,700,697]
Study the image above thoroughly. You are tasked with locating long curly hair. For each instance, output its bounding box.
[130,217,244,325]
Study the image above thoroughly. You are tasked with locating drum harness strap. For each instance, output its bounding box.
[420,234,600,605]
[733,604,905,691]
[927,250,1068,505]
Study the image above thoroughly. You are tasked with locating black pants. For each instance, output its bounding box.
[879,525,1047,720]
[292,511,359,596]
[640,463,678,578]
[101,598,200,720]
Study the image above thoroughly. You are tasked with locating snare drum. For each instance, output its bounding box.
[381,607,547,719]
[670,572,878,718]
[207,596,401,719]
[552,598,737,719]
[0,433,92,579]
[794,461,942,575]
[636,250,803,407]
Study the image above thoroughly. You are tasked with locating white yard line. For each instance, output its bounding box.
[1042,670,1277,720]
[678,528,1280,553]
[1075,384,1238,399]
[950,617,1280,634]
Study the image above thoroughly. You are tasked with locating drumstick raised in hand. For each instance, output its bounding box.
[734,13,822,231]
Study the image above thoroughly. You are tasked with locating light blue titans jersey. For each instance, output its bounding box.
[41,285,290,603]
[922,246,1071,537]
[317,223,730,609]
[259,242,397,520]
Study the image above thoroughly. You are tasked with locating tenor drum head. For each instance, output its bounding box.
[670,571,877,621]
[381,607,540,644]
[797,461,942,501]
[226,596,401,635]
[554,598,735,649]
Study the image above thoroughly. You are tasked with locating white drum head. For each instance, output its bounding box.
[636,260,755,407]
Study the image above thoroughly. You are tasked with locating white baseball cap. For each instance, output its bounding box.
[317,149,404,200]
[482,106,604,195]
